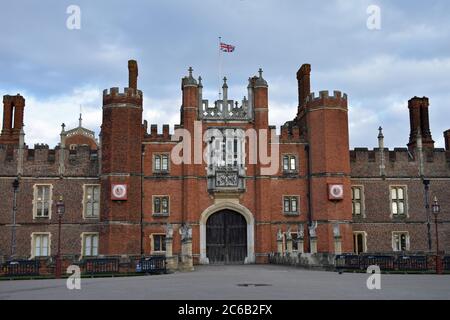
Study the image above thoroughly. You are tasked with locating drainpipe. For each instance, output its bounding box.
[305,144,313,253]
[140,144,145,256]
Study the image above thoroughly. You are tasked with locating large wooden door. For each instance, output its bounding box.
[206,210,247,264]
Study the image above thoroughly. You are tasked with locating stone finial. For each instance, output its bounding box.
[79,113,82,127]
[188,67,193,78]
[222,76,228,88]
[258,68,263,78]
[198,76,203,87]
[378,126,384,139]
[61,123,66,133]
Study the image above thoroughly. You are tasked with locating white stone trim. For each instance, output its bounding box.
[30,232,51,258]
[199,202,255,264]
[32,184,53,220]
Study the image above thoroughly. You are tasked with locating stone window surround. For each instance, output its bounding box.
[353,231,368,254]
[150,233,166,254]
[282,195,300,215]
[80,232,99,258]
[391,231,410,252]
[32,184,53,220]
[281,153,298,173]
[389,185,409,218]
[152,195,170,216]
[351,185,366,218]
[30,232,51,258]
[82,184,101,219]
[153,152,170,173]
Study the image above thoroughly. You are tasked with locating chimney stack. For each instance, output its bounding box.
[128,60,138,90]
[407,96,434,152]
[444,129,450,151]
[297,64,311,109]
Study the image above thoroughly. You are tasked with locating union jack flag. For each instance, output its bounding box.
[220,42,235,52]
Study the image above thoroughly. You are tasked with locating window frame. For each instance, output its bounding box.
[31,232,51,258]
[351,185,365,217]
[33,184,53,219]
[392,231,410,252]
[81,232,99,257]
[282,154,298,173]
[153,153,170,173]
[282,195,300,215]
[82,184,101,219]
[353,231,367,254]
[152,195,170,216]
[389,185,408,218]
[150,233,166,254]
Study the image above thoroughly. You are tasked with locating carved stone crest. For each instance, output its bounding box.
[165,223,173,239]
[179,223,192,241]
[333,223,341,238]
[309,221,318,238]
[276,227,283,241]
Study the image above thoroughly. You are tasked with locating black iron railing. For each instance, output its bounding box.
[136,256,166,274]
[2,260,40,276]
[443,256,450,271]
[396,255,428,271]
[336,254,429,272]
[82,258,119,274]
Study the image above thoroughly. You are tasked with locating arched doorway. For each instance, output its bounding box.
[206,210,247,264]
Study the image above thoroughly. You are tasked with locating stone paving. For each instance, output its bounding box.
[0,264,449,300]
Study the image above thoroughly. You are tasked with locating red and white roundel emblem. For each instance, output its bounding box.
[328,184,344,200]
[111,184,127,200]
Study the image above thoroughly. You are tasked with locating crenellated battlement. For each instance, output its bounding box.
[280,122,302,142]
[145,124,172,141]
[350,147,450,177]
[102,87,143,106]
[0,144,99,177]
[305,90,348,109]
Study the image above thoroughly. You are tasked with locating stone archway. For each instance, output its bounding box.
[199,202,255,264]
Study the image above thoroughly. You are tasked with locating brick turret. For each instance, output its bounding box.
[301,84,353,253]
[100,59,143,256]
[0,94,25,146]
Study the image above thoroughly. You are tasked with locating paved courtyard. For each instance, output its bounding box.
[0,265,449,300]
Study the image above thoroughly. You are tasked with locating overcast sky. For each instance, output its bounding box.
[1,0,449,148]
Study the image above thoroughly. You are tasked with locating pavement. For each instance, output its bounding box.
[0,264,449,300]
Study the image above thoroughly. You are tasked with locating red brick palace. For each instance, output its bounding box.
[0,60,449,266]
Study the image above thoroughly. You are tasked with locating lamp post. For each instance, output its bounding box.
[11,178,20,259]
[431,196,441,274]
[55,196,65,278]
[423,179,432,251]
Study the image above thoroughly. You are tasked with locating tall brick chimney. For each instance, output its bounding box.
[128,60,138,90]
[297,64,311,109]
[444,129,450,151]
[0,94,25,146]
[407,96,434,151]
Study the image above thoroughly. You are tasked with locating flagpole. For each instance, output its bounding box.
[218,36,222,100]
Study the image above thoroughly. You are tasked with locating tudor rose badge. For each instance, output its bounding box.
[111,184,128,200]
